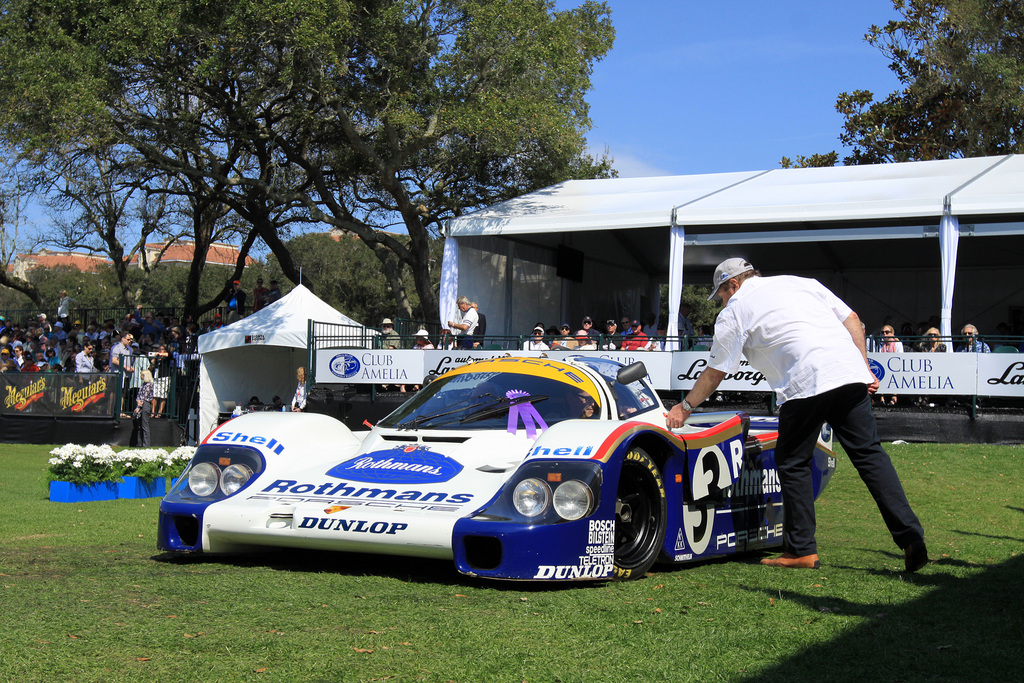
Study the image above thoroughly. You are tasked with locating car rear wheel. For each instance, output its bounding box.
[613,447,667,580]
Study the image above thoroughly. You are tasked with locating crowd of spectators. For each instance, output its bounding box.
[0,278,289,381]
[0,279,279,416]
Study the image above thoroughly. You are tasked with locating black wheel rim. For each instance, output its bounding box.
[615,459,661,569]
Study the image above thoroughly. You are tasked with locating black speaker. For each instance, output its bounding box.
[556,245,585,282]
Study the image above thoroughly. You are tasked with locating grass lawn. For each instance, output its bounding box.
[1,442,1021,682]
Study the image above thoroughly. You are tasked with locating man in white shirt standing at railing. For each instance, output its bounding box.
[666,258,928,574]
[447,295,478,349]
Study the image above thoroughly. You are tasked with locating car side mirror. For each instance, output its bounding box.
[616,361,647,385]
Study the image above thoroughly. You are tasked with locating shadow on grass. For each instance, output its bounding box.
[151,548,603,593]
[150,545,753,592]
[736,553,1024,681]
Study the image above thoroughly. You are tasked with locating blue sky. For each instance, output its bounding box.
[555,0,904,177]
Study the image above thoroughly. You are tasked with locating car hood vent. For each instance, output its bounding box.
[377,434,471,445]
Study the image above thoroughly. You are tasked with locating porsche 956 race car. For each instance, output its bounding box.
[158,355,837,581]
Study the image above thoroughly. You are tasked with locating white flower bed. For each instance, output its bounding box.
[48,444,196,484]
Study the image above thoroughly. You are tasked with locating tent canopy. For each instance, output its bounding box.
[198,284,366,354]
[443,155,1024,342]
[198,285,368,439]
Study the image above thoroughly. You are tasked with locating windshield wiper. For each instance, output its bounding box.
[395,393,503,430]
[459,394,549,424]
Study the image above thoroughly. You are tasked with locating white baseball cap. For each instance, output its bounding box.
[708,258,754,301]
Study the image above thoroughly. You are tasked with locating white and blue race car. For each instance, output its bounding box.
[158,356,836,581]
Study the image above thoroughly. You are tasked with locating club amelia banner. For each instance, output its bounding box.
[0,372,119,418]
[313,348,1024,398]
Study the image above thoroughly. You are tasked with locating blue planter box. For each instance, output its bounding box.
[117,476,167,499]
[49,481,119,503]
[50,477,173,503]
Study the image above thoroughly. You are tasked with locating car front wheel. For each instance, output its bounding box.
[613,447,667,580]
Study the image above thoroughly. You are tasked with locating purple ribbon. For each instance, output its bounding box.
[506,389,548,439]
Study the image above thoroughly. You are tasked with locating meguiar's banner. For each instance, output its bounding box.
[0,373,118,418]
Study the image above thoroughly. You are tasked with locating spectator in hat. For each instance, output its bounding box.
[666,257,926,573]
[413,329,435,350]
[522,325,550,351]
[580,316,599,342]
[575,329,597,351]
[20,351,40,372]
[621,320,650,351]
[601,319,618,350]
[225,280,247,322]
[380,318,401,349]
[551,323,578,349]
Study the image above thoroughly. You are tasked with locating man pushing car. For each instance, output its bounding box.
[666,258,928,573]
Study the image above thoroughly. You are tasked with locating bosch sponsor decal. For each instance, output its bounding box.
[256,479,473,506]
[297,517,408,535]
[534,519,615,579]
[209,430,285,455]
[326,445,462,484]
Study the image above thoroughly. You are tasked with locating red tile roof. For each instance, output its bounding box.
[10,241,254,276]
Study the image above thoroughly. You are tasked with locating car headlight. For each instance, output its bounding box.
[188,462,221,497]
[552,480,594,521]
[512,478,551,517]
[220,464,254,495]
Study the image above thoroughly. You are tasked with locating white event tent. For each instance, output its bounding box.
[441,155,1024,346]
[198,284,369,439]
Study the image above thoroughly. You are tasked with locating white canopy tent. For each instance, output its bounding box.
[443,155,1024,345]
[198,285,369,439]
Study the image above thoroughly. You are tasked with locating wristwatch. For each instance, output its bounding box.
[681,398,694,412]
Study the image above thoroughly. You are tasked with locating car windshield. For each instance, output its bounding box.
[570,356,660,419]
[379,369,601,431]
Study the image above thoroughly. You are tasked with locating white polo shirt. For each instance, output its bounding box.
[461,307,479,336]
[707,275,872,403]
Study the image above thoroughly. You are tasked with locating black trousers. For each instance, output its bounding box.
[776,383,924,556]
[138,405,152,447]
